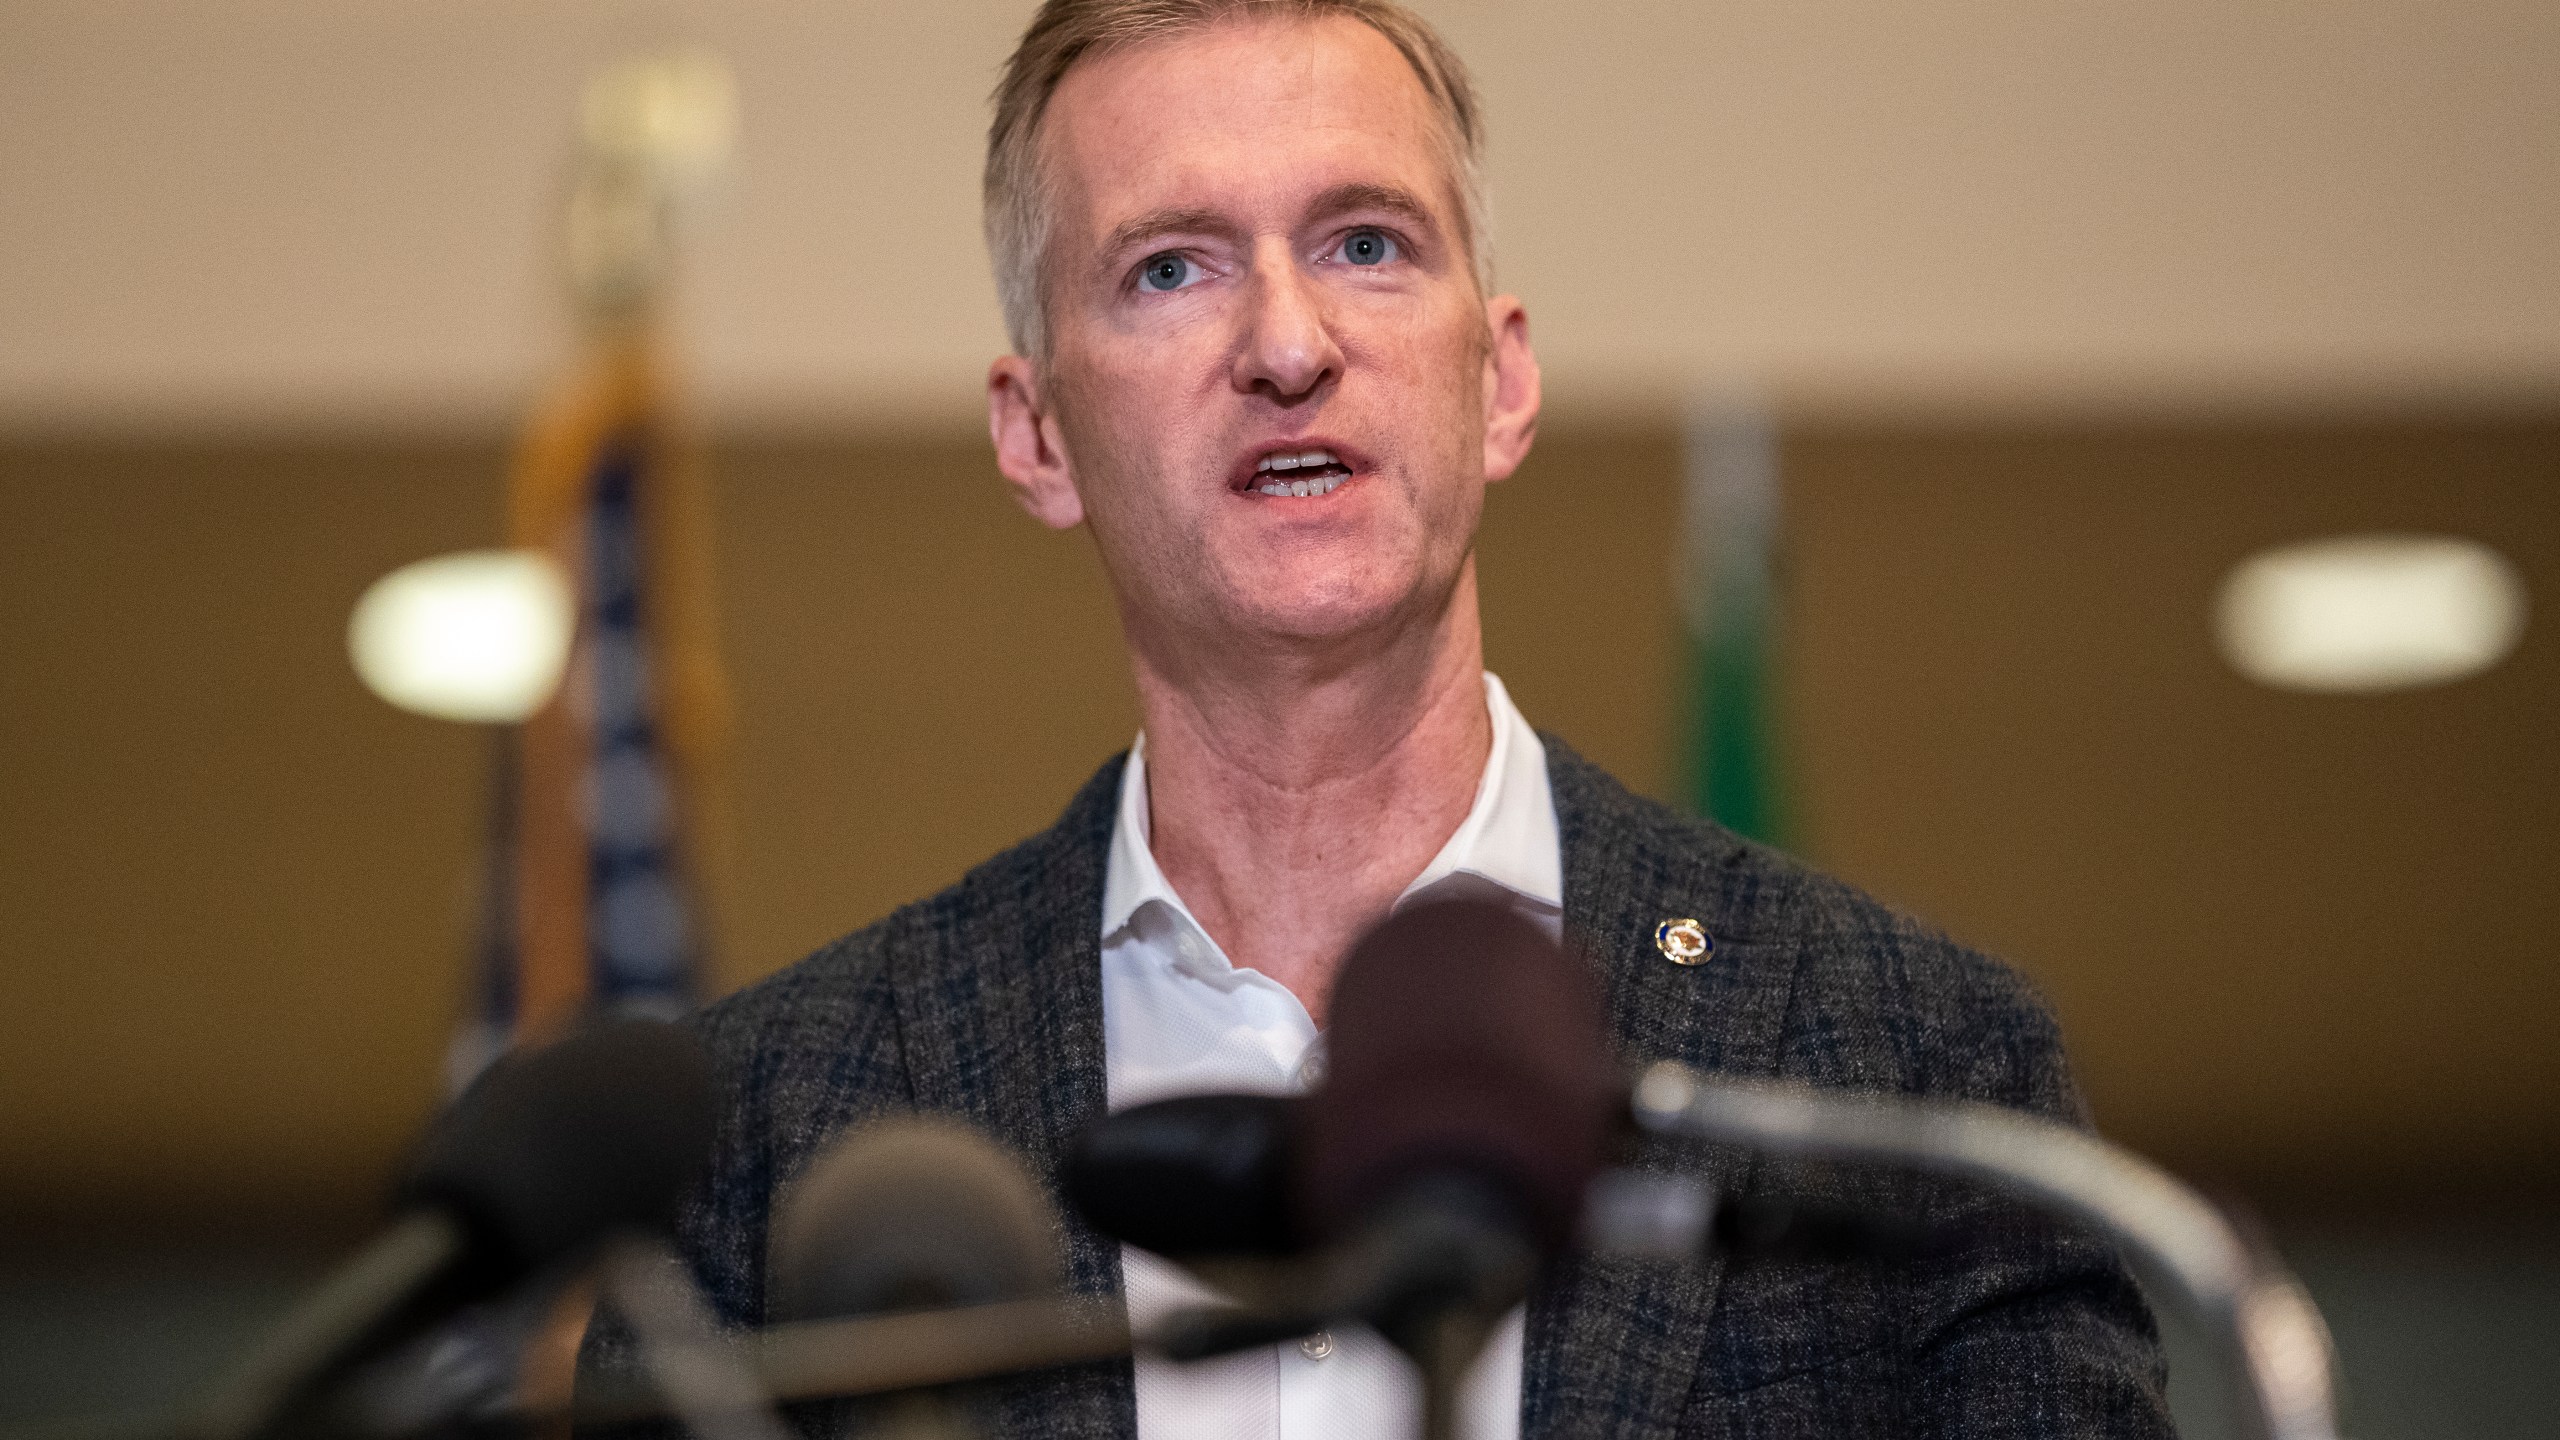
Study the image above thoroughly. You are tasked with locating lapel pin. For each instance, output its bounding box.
[1655,917,1714,966]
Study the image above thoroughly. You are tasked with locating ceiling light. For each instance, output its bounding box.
[349,550,574,723]
[2214,533,2526,694]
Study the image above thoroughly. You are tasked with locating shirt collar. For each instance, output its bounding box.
[1100,672,1561,950]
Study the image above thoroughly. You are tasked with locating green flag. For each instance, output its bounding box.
[1681,405,1787,846]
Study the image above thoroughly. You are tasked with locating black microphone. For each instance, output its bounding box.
[1306,899,1616,1440]
[764,1117,1067,1440]
[1062,1093,1303,1263]
[186,1018,714,1440]
[1139,900,1616,1440]
[1297,899,1616,1270]
[1075,1092,1966,1279]
[769,1115,1065,1322]
[577,1118,1128,1427]
[1073,898,1613,1397]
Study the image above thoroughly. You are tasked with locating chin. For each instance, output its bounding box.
[1219,569,1431,646]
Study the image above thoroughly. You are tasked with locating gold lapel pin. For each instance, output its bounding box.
[1655,917,1714,966]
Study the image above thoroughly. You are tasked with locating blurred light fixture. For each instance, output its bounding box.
[349,550,574,723]
[566,47,738,318]
[2214,533,2526,693]
[580,47,738,195]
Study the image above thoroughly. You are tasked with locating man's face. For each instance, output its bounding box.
[992,14,1538,654]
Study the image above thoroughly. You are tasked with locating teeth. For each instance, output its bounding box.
[1255,447,1340,474]
[1256,472,1346,498]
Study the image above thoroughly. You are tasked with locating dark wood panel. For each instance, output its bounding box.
[4,417,2550,1222]
[1783,420,2560,1204]
[0,427,1680,1221]
[0,441,499,1220]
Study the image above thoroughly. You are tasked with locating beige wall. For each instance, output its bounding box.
[4,419,2552,1225]
[7,1,2558,431]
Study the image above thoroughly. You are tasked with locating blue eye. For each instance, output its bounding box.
[1138,252,1198,292]
[1336,229,1399,266]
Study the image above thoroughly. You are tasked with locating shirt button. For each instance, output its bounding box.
[1299,1329,1334,1361]
[1294,1042,1328,1090]
[1176,931,1205,965]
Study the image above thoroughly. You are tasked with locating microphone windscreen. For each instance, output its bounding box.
[770,1116,1065,1323]
[1065,1093,1302,1260]
[399,1018,716,1285]
[1300,898,1617,1256]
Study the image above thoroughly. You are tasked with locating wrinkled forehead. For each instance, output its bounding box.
[1036,13,1465,265]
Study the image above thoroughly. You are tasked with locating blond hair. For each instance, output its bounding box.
[984,0,1491,359]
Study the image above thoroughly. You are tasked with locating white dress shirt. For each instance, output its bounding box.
[1100,672,1562,1440]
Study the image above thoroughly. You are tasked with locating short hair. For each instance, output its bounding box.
[984,0,1492,360]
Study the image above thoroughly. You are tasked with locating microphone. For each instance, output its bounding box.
[764,1117,1068,1439]
[1167,898,1618,1440]
[1299,897,1617,1266]
[185,1018,715,1440]
[1062,1093,1302,1263]
[770,1115,1066,1321]
[1072,1093,1958,1274]
[576,1119,1129,1425]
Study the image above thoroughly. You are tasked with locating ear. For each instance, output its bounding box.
[988,354,1085,529]
[1480,294,1541,484]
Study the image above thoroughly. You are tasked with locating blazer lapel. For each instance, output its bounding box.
[889,751,1127,1293]
[886,755,1138,1437]
[1523,739,1805,1438]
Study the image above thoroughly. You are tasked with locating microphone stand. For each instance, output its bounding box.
[1627,1063,2340,1440]
[567,1294,1131,1426]
[592,1237,794,1440]
[181,1214,469,1440]
[1409,1312,1491,1440]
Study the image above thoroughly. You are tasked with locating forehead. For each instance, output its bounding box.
[1040,14,1456,248]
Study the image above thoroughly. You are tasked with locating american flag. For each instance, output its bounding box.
[450,334,727,1089]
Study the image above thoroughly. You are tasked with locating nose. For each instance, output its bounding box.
[1231,242,1343,404]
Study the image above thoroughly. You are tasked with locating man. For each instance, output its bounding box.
[613,1,2174,1435]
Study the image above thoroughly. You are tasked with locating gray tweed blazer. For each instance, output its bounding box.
[600,738,2174,1438]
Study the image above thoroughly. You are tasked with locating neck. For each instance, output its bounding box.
[1124,565,1493,1024]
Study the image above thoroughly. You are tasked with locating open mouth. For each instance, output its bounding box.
[1248,447,1354,498]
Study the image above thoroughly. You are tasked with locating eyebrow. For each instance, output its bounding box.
[1303,181,1440,234]
[1093,182,1446,268]
[1097,206,1237,267]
